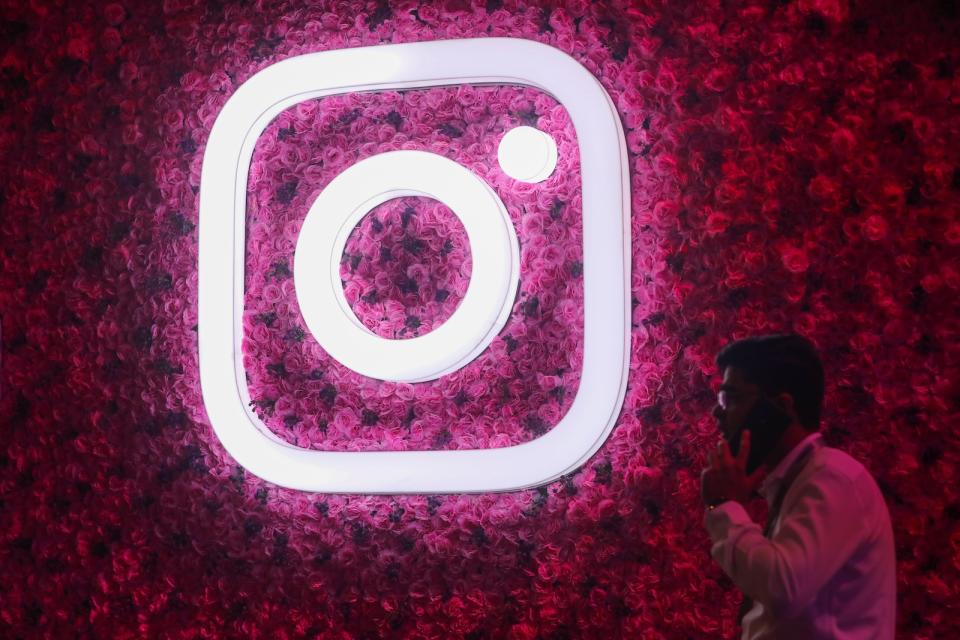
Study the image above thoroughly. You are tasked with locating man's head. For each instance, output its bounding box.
[713,335,824,466]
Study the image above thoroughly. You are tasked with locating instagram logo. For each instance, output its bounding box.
[198,38,630,493]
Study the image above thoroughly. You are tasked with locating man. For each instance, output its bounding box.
[701,334,895,639]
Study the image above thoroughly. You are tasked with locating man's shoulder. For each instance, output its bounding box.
[806,443,895,551]
[813,444,867,476]
[808,444,886,504]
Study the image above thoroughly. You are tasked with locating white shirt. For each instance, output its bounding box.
[705,433,896,639]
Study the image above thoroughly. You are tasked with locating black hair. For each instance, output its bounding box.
[716,334,825,430]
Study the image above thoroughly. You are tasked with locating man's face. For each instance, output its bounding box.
[712,366,761,444]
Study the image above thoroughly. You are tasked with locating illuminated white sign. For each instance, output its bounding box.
[198,38,631,493]
[497,125,559,183]
[295,149,520,383]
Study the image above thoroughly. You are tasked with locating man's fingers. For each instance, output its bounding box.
[718,438,735,466]
[736,430,751,467]
[746,465,767,489]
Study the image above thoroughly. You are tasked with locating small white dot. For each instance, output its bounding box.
[497,126,558,183]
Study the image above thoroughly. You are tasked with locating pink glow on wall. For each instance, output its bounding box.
[0,0,958,637]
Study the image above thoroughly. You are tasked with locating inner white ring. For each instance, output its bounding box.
[294,150,520,383]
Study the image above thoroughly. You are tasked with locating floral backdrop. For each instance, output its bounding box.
[1,0,958,638]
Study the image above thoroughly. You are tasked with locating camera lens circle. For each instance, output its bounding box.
[497,126,558,183]
[294,150,519,383]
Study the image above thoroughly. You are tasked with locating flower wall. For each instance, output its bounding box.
[1,0,958,637]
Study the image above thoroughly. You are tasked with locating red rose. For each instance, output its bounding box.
[880,182,905,210]
[704,64,737,92]
[808,174,839,203]
[104,3,126,25]
[705,210,731,235]
[862,214,889,241]
[945,221,960,245]
[780,63,805,85]
[780,245,810,273]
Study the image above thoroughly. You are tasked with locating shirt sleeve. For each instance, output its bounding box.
[703,468,868,618]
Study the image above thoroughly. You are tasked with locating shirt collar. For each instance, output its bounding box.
[759,432,822,502]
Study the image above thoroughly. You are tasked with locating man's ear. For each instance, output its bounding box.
[774,392,795,414]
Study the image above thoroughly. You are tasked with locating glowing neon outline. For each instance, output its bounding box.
[198,38,630,493]
[294,150,519,383]
[497,125,559,183]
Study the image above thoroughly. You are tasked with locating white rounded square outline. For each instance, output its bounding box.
[198,38,631,494]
